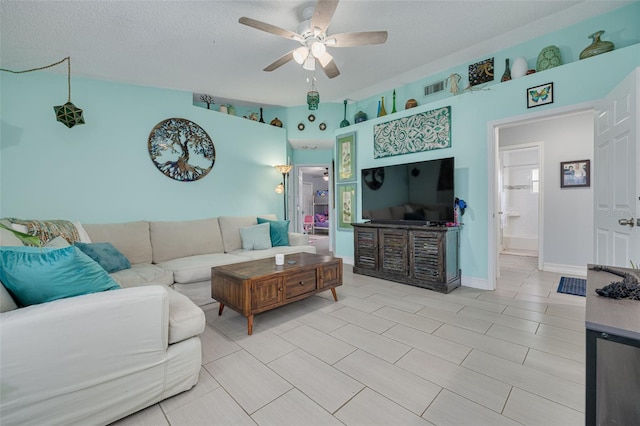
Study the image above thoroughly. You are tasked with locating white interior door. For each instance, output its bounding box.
[594,68,639,267]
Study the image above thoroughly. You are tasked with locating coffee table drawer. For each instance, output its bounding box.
[252,276,282,311]
[284,270,317,299]
[321,262,341,288]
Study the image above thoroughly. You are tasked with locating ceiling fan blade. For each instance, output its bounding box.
[263,50,295,72]
[239,17,301,41]
[327,31,388,47]
[310,0,339,35]
[321,58,340,79]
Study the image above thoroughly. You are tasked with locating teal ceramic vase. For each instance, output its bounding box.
[354,110,367,123]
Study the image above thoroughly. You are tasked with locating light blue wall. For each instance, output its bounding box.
[332,2,640,284]
[0,74,288,222]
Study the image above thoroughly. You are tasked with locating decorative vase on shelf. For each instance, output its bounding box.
[391,90,397,114]
[259,107,265,123]
[511,57,528,78]
[405,98,418,109]
[501,58,511,82]
[340,99,350,128]
[354,110,368,123]
[536,45,562,71]
[379,97,387,117]
[580,30,614,60]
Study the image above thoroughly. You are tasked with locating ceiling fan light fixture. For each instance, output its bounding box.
[324,38,337,47]
[293,46,309,64]
[302,55,315,71]
[310,41,326,58]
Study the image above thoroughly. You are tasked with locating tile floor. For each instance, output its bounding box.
[112,254,586,426]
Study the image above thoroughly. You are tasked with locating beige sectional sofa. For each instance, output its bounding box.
[0,214,313,425]
[83,214,315,306]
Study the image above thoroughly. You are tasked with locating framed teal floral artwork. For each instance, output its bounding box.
[337,183,356,230]
[337,132,356,183]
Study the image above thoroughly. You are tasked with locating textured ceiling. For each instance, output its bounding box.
[0,1,630,108]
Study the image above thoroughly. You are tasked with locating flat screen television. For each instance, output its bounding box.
[361,157,455,224]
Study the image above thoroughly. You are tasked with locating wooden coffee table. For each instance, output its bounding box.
[211,252,343,334]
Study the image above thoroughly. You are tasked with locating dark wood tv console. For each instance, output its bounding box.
[352,222,461,293]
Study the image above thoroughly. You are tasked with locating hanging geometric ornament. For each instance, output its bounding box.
[0,56,85,128]
[54,57,84,128]
[54,102,85,128]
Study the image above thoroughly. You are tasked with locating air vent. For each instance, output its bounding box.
[424,80,445,97]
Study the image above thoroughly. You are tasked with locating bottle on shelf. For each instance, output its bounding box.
[379,96,387,117]
[391,90,397,114]
[501,58,511,82]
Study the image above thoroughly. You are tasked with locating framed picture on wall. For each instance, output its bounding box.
[561,159,590,188]
[337,183,356,230]
[527,82,554,108]
[336,132,356,183]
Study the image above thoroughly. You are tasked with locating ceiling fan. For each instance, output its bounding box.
[239,0,388,79]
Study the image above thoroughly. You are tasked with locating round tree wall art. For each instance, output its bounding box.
[148,118,215,182]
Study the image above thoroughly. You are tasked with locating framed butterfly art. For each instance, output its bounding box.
[527,82,554,108]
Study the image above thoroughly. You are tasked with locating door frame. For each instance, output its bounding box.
[293,163,333,249]
[498,142,544,268]
[487,101,596,290]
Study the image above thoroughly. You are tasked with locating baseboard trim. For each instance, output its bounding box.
[542,262,587,277]
[341,256,354,266]
[461,275,492,290]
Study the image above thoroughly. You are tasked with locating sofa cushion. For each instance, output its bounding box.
[157,253,247,284]
[257,217,290,247]
[240,223,272,250]
[150,218,224,264]
[218,214,277,253]
[110,263,174,288]
[0,222,24,247]
[0,281,18,312]
[0,246,121,307]
[166,288,205,344]
[83,221,152,265]
[229,245,316,260]
[45,236,71,248]
[74,242,131,273]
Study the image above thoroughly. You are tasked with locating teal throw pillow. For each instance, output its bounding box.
[239,223,272,250]
[0,246,121,307]
[74,242,131,273]
[257,217,290,247]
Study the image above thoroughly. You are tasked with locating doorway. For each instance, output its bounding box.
[488,105,596,288]
[296,165,331,255]
[498,144,541,258]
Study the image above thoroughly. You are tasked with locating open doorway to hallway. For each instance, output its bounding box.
[297,165,331,254]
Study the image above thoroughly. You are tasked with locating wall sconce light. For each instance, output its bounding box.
[274,164,293,219]
[0,56,85,128]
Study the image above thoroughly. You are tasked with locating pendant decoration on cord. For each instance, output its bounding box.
[0,56,85,128]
